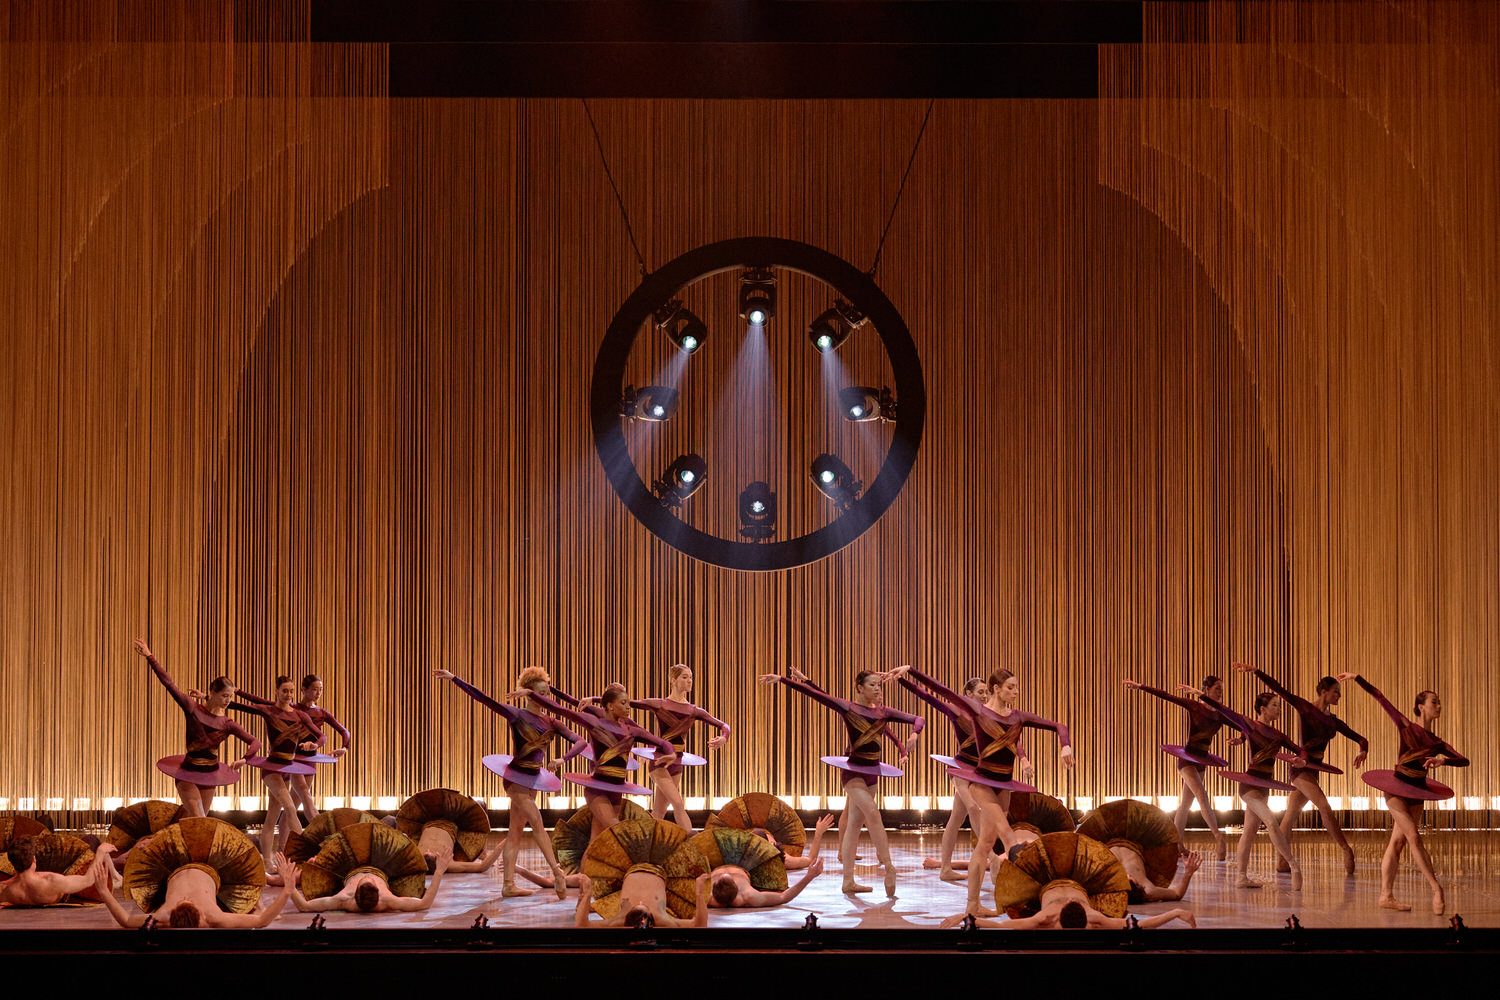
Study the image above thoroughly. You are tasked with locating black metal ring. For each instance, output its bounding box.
[590,237,925,571]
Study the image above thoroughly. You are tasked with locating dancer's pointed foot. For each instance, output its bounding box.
[1289,863,1302,892]
[1343,846,1356,876]
[885,872,898,898]
[842,879,873,894]
[1235,874,1263,889]
[1379,895,1412,912]
[1213,836,1228,862]
[551,870,568,901]
[1432,889,1446,915]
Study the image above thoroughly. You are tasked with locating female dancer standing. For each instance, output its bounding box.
[286,674,352,824]
[434,665,582,898]
[1201,689,1305,890]
[889,665,1072,915]
[134,638,259,817]
[527,685,678,845]
[630,664,731,830]
[1232,663,1367,875]
[1338,672,1468,914]
[232,678,325,861]
[887,669,993,881]
[1121,676,1231,859]
[758,667,924,897]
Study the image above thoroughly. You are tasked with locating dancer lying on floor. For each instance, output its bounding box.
[0,838,103,907]
[574,872,711,928]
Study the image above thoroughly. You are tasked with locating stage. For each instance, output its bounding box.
[6,827,1500,982]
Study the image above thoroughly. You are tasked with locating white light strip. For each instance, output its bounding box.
[799,796,822,811]
[684,797,706,811]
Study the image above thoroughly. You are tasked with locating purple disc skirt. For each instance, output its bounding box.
[1161,744,1229,768]
[822,755,903,779]
[1361,769,1454,803]
[156,754,242,788]
[633,747,707,766]
[245,756,317,776]
[945,763,1036,793]
[929,754,960,768]
[1220,770,1296,793]
[1276,752,1340,775]
[295,752,340,764]
[562,772,654,796]
[483,754,563,792]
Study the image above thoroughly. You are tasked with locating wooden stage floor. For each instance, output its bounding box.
[6,826,1500,933]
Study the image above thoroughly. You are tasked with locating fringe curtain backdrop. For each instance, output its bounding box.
[1,1,1495,813]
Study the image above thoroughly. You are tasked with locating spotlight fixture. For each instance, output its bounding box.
[837,385,898,423]
[737,481,777,541]
[619,384,680,422]
[809,453,862,511]
[738,267,777,325]
[655,300,707,353]
[652,454,708,508]
[808,299,867,353]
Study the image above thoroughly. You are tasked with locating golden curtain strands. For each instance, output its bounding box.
[1,3,1495,815]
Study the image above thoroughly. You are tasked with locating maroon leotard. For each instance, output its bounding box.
[1134,684,1226,765]
[450,677,583,778]
[146,655,261,774]
[530,692,676,794]
[630,698,728,777]
[1202,696,1303,791]
[296,703,352,758]
[961,703,1068,789]
[774,676,924,786]
[1355,675,1469,796]
[231,694,326,765]
[1253,669,1366,782]
[896,669,984,767]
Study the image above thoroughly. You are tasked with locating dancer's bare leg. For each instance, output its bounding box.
[650,767,692,831]
[291,774,320,823]
[263,773,303,854]
[842,779,897,897]
[1385,797,1443,914]
[585,790,621,842]
[1177,764,1226,860]
[504,784,568,900]
[1282,778,1355,875]
[1242,790,1300,890]
[964,783,1015,915]
[176,780,208,818]
[935,781,973,881]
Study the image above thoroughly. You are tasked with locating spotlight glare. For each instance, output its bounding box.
[652,454,708,508]
[655,299,708,354]
[838,385,897,423]
[619,385,680,423]
[738,267,777,324]
[808,299,867,353]
[810,454,861,510]
[738,481,777,541]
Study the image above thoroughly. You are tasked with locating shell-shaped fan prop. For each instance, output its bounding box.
[992,831,1130,919]
[551,799,649,875]
[664,828,788,900]
[122,817,266,914]
[286,808,380,863]
[395,788,490,862]
[106,800,188,852]
[301,822,428,900]
[581,817,693,919]
[0,816,50,877]
[1077,798,1180,889]
[704,793,807,857]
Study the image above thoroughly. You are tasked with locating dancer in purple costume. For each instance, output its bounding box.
[434,665,582,898]
[1338,673,1469,914]
[1121,675,1230,860]
[758,667,923,897]
[135,638,260,818]
[1201,689,1305,890]
[1232,663,1367,875]
[233,678,326,861]
[286,674,351,824]
[631,663,731,830]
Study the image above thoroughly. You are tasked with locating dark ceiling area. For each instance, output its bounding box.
[311,1,1141,98]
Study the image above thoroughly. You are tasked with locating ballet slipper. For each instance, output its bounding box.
[842,879,873,894]
[1431,889,1445,915]
[1342,845,1356,876]
[884,871,898,898]
[1289,862,1302,892]
[1378,895,1412,912]
[1213,836,1227,862]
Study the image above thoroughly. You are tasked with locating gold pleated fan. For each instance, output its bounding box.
[581,817,693,919]
[106,800,188,851]
[122,818,266,914]
[992,831,1130,919]
[551,800,649,875]
[395,789,490,861]
[665,828,788,896]
[704,793,807,857]
[1077,798,1180,888]
[300,822,428,900]
[286,808,379,863]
